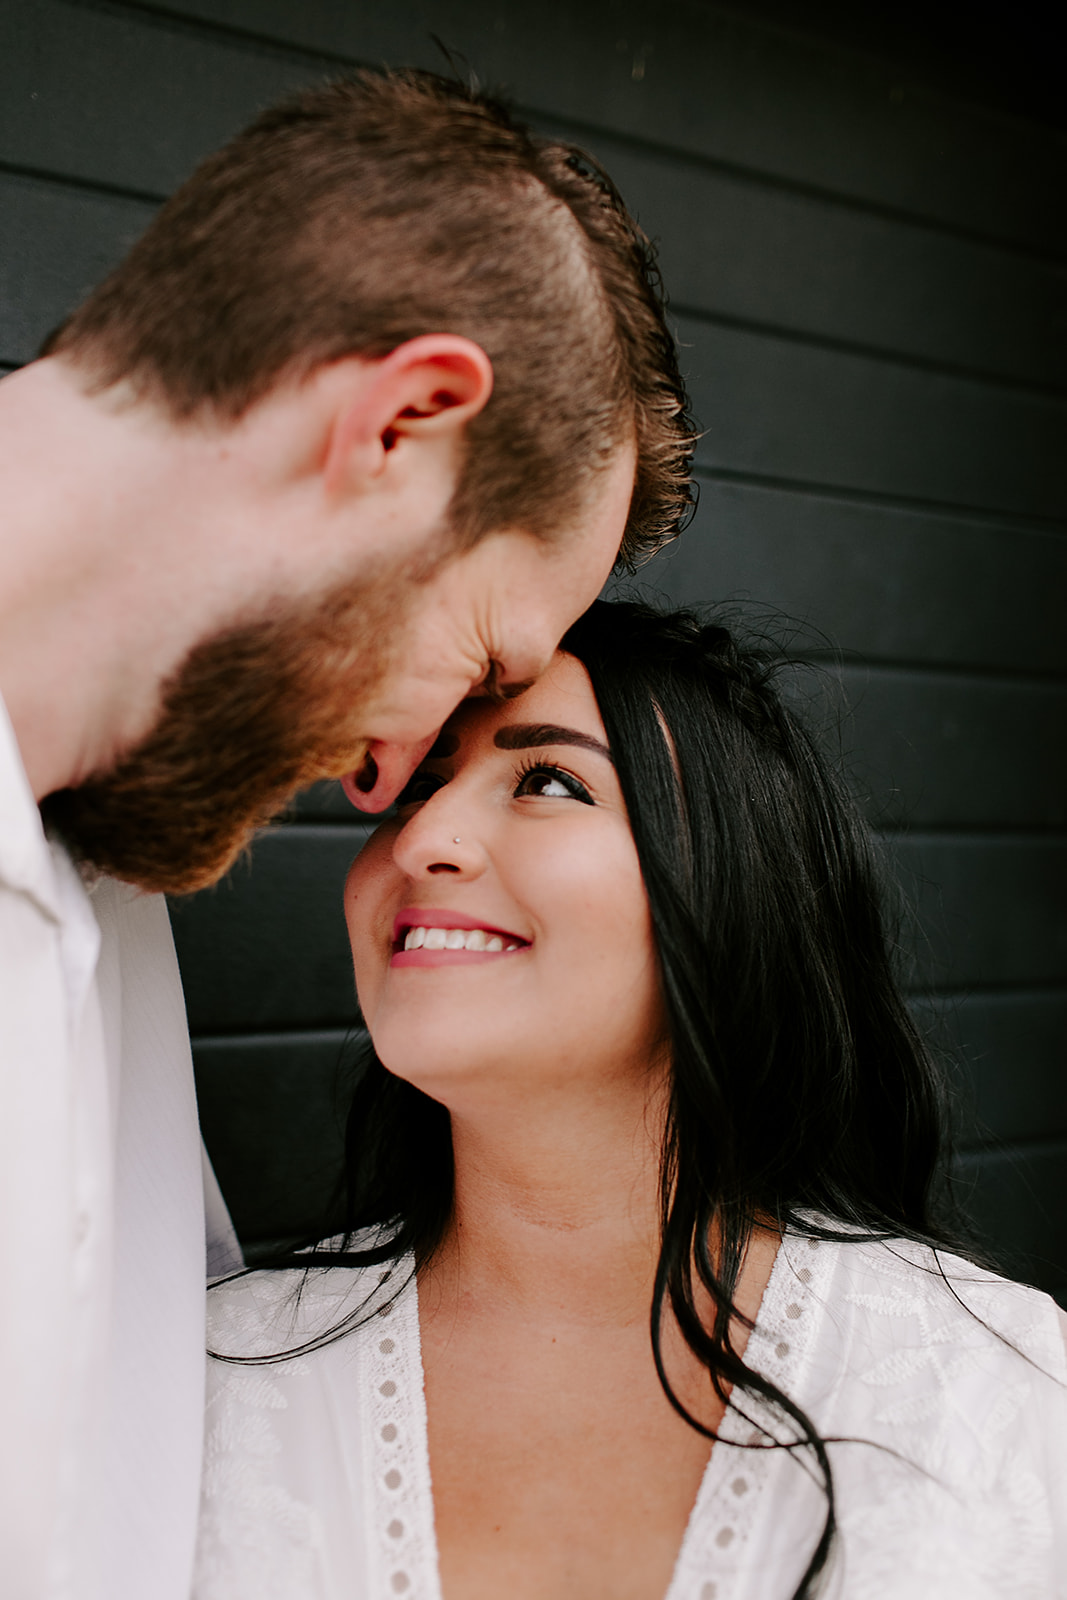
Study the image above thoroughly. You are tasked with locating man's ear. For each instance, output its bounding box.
[322,335,493,495]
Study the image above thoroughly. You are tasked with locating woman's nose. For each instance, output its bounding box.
[390,794,486,880]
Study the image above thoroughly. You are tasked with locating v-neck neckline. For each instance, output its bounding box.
[361,1232,834,1600]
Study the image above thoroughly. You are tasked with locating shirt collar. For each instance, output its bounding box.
[0,690,64,922]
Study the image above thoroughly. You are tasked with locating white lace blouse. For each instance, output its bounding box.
[195,1233,1067,1600]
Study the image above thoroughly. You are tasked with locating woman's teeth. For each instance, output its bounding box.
[402,926,521,953]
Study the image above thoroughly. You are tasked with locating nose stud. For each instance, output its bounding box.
[453,836,462,844]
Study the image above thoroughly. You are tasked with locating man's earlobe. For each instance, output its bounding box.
[323,335,493,495]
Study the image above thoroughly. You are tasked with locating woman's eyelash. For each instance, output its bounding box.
[514,757,594,805]
[396,757,596,810]
[395,770,445,808]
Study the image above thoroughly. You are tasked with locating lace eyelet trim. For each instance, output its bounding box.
[666,1232,836,1600]
[362,1265,443,1600]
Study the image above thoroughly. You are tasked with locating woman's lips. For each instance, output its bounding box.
[390,907,530,968]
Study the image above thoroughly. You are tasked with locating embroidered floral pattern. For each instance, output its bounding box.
[197,1237,1066,1600]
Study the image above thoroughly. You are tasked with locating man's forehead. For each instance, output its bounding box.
[431,650,604,757]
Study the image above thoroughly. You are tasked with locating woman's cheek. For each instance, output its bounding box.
[343,837,394,1023]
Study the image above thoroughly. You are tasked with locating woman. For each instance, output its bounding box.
[196,601,1066,1600]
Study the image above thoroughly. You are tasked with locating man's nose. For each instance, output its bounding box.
[341,735,438,814]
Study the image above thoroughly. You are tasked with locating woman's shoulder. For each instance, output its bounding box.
[207,1233,410,1361]
[818,1231,1066,1373]
[766,1231,1067,1597]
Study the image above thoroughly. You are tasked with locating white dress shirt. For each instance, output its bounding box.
[0,692,220,1599]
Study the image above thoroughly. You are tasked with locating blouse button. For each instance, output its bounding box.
[390,1573,410,1593]
[715,1527,735,1548]
[379,1381,397,1398]
[731,1477,748,1497]
[701,1584,718,1599]
[379,1338,396,1354]
[381,1424,398,1443]
[775,1341,790,1359]
[384,1469,402,1490]
[387,1519,404,1539]
[785,1302,802,1319]
[797,1267,812,1284]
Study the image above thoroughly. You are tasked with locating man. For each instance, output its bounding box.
[0,69,692,1599]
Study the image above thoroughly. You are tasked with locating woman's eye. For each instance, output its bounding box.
[395,770,445,810]
[515,764,593,804]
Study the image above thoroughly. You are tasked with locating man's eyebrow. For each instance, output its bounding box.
[493,723,614,764]
[481,662,536,704]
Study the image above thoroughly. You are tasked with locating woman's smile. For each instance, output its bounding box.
[392,907,531,966]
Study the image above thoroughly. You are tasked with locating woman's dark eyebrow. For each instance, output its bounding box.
[493,723,614,764]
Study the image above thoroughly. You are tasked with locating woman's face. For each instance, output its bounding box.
[344,651,667,1111]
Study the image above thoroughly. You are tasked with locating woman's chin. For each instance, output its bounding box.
[370,1026,519,1095]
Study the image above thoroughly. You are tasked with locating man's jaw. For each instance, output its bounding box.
[341,733,438,813]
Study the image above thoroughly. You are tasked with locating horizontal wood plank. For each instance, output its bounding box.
[169,824,371,1033]
[0,0,324,195]
[799,666,1067,830]
[955,1139,1067,1301]
[680,316,1067,519]
[5,8,1064,392]
[890,835,1067,991]
[290,671,1067,838]
[4,132,1063,396]
[195,1015,1067,1293]
[120,0,1067,254]
[287,778,359,821]
[913,989,1067,1147]
[194,1028,359,1245]
[636,480,1067,675]
[0,172,156,364]
[567,132,1067,391]
[170,824,1067,1037]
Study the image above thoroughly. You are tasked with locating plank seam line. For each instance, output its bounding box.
[192,1028,363,1048]
[528,116,1067,272]
[792,655,1067,690]
[691,467,1067,535]
[67,0,1067,270]
[707,0,1067,146]
[269,818,378,833]
[0,158,165,209]
[907,981,1067,1001]
[955,1132,1067,1160]
[253,820,376,836]
[874,826,1067,843]
[673,304,1067,402]
[908,983,1067,1004]
[255,822,1067,843]
[2,367,1057,539]
[64,0,359,73]
[187,1019,362,1042]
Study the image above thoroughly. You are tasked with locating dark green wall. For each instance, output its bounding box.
[4,0,1064,1294]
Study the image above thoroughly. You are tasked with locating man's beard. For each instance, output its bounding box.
[40,568,408,896]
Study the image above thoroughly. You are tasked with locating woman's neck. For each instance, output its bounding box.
[421,1071,668,1329]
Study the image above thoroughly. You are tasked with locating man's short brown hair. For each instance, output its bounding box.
[47,69,693,565]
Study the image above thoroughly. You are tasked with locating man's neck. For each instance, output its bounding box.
[0,362,206,797]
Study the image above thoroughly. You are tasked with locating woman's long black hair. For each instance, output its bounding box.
[223,599,977,1597]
